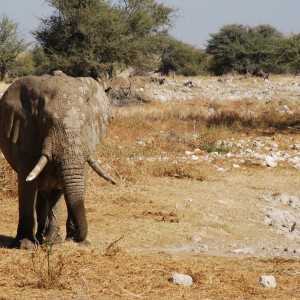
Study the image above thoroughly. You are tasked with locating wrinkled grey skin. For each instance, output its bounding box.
[0,75,112,249]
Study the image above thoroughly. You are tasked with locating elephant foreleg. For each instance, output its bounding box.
[10,172,38,249]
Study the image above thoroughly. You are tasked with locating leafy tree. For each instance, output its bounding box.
[206,24,248,75]
[9,51,35,77]
[31,45,51,75]
[206,24,285,75]
[246,24,285,73]
[33,0,175,77]
[160,38,208,76]
[0,14,28,80]
[278,33,300,75]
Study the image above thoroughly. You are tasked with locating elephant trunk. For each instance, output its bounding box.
[61,164,88,242]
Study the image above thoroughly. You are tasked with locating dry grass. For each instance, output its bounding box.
[0,247,300,299]
[0,157,17,197]
[1,78,300,299]
[100,98,300,184]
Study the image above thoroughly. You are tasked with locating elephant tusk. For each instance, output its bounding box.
[26,155,48,182]
[87,158,116,185]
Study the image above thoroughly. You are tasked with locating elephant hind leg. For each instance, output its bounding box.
[44,189,63,245]
[36,190,63,245]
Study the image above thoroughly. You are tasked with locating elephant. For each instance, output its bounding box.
[0,74,116,249]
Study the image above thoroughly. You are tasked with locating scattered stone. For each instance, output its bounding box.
[269,142,279,149]
[265,210,299,235]
[264,156,278,167]
[218,200,228,205]
[259,275,276,288]
[136,140,146,147]
[232,247,255,255]
[252,140,264,148]
[190,154,199,161]
[183,81,194,88]
[185,151,194,155]
[168,273,193,287]
[208,107,215,115]
[232,164,241,169]
[195,244,209,253]
[217,140,233,148]
[191,235,202,243]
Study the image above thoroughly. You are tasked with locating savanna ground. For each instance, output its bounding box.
[0,75,300,299]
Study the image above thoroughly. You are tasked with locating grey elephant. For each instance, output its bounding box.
[0,74,116,249]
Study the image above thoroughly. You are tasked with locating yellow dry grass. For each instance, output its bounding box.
[0,78,300,299]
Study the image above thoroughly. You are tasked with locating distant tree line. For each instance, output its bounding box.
[206,24,300,76]
[1,0,300,80]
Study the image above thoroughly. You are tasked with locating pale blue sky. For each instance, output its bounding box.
[0,0,299,48]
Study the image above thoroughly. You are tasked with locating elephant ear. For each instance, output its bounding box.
[0,77,43,156]
[76,77,111,154]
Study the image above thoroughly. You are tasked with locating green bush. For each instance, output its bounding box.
[160,38,209,76]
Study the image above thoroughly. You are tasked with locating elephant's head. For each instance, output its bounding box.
[1,74,115,242]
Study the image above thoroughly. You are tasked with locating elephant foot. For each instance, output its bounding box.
[65,237,90,247]
[43,227,63,246]
[44,234,63,245]
[20,238,37,250]
[78,239,90,247]
[9,238,37,250]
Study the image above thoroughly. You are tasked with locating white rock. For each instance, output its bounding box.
[233,247,255,254]
[288,195,300,208]
[259,275,276,288]
[190,154,199,161]
[136,140,146,147]
[266,210,296,232]
[185,151,194,155]
[208,108,215,115]
[191,235,202,243]
[168,273,193,287]
[275,194,290,204]
[269,142,279,148]
[265,156,278,167]
[252,140,264,148]
[213,165,225,172]
[232,164,240,169]
[294,163,300,169]
[289,157,300,164]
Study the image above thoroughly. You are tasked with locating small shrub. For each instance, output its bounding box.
[31,243,67,289]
